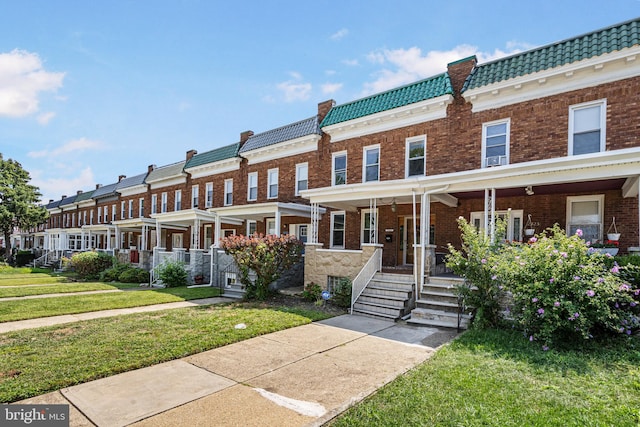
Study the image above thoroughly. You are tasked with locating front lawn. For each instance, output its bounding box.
[0,286,221,322]
[0,282,118,298]
[0,303,336,403]
[330,328,640,427]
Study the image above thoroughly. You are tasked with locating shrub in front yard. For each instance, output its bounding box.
[157,260,188,287]
[302,283,322,302]
[331,278,352,308]
[101,263,150,283]
[69,251,115,280]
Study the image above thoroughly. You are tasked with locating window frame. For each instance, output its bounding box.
[332,151,347,186]
[266,218,277,235]
[568,99,607,156]
[481,119,510,168]
[161,192,168,213]
[205,182,213,208]
[295,162,308,195]
[247,172,258,201]
[139,198,144,218]
[566,194,604,243]
[151,194,158,215]
[128,200,134,218]
[224,179,233,206]
[405,135,426,178]
[111,204,116,222]
[191,185,199,209]
[362,145,380,183]
[174,190,182,211]
[330,211,346,249]
[360,208,378,245]
[246,220,257,236]
[121,201,126,220]
[267,168,279,199]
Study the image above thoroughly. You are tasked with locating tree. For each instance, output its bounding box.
[0,154,49,260]
[220,233,303,300]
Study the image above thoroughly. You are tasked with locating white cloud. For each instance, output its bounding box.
[37,111,56,125]
[322,82,343,94]
[276,72,312,102]
[0,49,65,118]
[31,166,95,204]
[342,59,359,67]
[330,28,349,41]
[325,69,336,76]
[27,137,105,158]
[361,44,521,95]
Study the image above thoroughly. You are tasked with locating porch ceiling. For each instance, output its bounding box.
[210,202,325,221]
[452,178,627,199]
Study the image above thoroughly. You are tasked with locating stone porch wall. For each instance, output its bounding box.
[304,243,380,289]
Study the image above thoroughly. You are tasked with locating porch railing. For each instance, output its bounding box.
[350,247,382,314]
[149,249,178,286]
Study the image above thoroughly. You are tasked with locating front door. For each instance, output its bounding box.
[398,216,420,265]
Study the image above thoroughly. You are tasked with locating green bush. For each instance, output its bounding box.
[157,261,188,287]
[302,283,322,302]
[332,278,352,308]
[100,263,130,282]
[69,251,115,280]
[119,267,149,283]
[15,251,35,267]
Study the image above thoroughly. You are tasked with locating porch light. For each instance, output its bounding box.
[391,199,397,212]
[525,186,534,196]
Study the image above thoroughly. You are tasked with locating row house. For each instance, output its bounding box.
[24,18,640,324]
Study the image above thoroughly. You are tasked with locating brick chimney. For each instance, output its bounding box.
[186,149,197,161]
[48,199,53,204]
[239,130,254,148]
[447,55,477,98]
[317,99,335,123]
[95,184,102,189]
[148,164,156,173]
[61,195,67,199]
[77,190,83,195]
[118,175,126,182]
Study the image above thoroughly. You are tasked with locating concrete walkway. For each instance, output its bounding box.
[14,315,459,426]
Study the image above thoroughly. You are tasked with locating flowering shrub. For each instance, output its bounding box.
[494,225,640,348]
[446,217,508,329]
[220,234,303,300]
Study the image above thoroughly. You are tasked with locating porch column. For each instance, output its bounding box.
[275,207,281,236]
[115,225,120,249]
[192,219,201,249]
[142,225,148,251]
[310,202,319,244]
[106,228,112,250]
[369,197,377,244]
[420,192,430,288]
[155,221,162,249]
[484,188,496,242]
[412,191,418,287]
[214,217,221,248]
[638,178,640,247]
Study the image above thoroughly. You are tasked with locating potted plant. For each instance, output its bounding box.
[193,274,204,285]
[524,214,535,237]
[607,217,620,241]
[589,240,619,256]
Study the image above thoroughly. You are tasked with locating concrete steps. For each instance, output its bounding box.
[408,276,471,329]
[351,273,414,321]
[222,282,245,299]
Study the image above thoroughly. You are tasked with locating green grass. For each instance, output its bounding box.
[0,275,69,286]
[0,303,334,403]
[0,282,119,298]
[0,286,221,322]
[330,328,640,427]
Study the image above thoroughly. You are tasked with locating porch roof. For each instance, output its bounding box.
[209,202,325,221]
[112,217,157,230]
[301,147,640,210]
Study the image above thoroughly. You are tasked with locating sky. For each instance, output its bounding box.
[1,0,640,204]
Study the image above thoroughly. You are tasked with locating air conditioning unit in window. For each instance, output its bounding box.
[485,155,507,167]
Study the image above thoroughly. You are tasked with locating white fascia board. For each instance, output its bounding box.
[465,46,640,112]
[151,208,217,224]
[77,200,96,208]
[148,175,187,190]
[112,218,157,227]
[48,208,62,214]
[117,185,147,197]
[322,95,453,143]
[185,158,241,179]
[241,135,320,165]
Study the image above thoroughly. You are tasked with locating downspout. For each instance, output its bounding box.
[412,191,418,287]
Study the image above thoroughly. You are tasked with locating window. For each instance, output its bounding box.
[224,179,233,206]
[332,152,347,186]
[205,182,213,208]
[111,205,116,222]
[247,172,258,201]
[175,190,181,211]
[83,211,87,226]
[161,192,167,213]
[567,195,604,243]
[363,145,380,182]
[266,218,276,235]
[90,210,94,225]
[295,163,308,195]
[406,136,426,177]
[482,120,509,167]
[72,213,76,227]
[246,220,257,236]
[151,194,157,215]
[268,168,278,199]
[471,210,523,242]
[204,224,213,249]
[361,209,377,244]
[139,198,144,217]
[191,185,199,208]
[104,206,109,223]
[121,201,126,220]
[569,100,606,155]
[128,200,133,218]
[330,211,345,248]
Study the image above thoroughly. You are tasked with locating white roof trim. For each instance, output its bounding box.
[148,175,187,190]
[210,202,325,220]
[117,184,147,197]
[322,94,454,142]
[185,158,241,179]
[241,135,320,165]
[464,46,640,112]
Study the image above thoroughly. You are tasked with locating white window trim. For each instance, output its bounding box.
[205,182,214,208]
[247,172,258,201]
[161,192,167,213]
[362,144,381,183]
[151,194,158,214]
[267,168,279,199]
[175,190,182,211]
[332,151,347,186]
[224,179,233,206]
[481,119,510,168]
[246,220,257,236]
[295,162,308,195]
[568,99,607,156]
[191,185,199,209]
[405,135,426,178]
[128,200,134,218]
[112,205,116,222]
[266,218,276,235]
[360,208,378,245]
[330,211,346,249]
[121,201,126,220]
[139,198,144,218]
[566,194,605,242]
[470,209,523,242]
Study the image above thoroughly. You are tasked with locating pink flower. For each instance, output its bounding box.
[481,258,487,264]
[529,237,537,243]
[576,229,583,237]
[537,308,545,315]
[532,297,538,303]
[554,301,561,307]
[586,290,595,297]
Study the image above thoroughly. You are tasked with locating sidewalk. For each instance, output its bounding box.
[15,315,459,427]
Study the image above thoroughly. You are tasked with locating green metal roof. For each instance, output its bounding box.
[74,190,95,202]
[464,17,640,91]
[320,73,453,127]
[185,143,240,169]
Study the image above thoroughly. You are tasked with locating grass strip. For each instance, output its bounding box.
[0,286,221,322]
[0,276,69,286]
[0,283,118,298]
[330,328,640,427]
[0,303,334,402]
